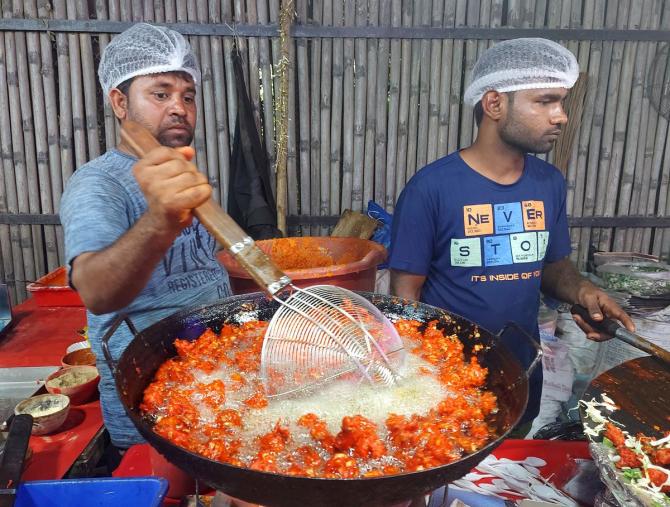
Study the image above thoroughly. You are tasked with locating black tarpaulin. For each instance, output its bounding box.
[227,49,282,240]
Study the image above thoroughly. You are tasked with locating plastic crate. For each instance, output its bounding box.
[14,477,168,507]
[26,266,84,307]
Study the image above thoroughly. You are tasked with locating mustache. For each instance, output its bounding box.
[164,119,193,131]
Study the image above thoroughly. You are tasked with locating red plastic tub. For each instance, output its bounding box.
[27,267,84,307]
[218,237,387,294]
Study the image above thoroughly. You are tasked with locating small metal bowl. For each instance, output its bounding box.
[14,394,70,436]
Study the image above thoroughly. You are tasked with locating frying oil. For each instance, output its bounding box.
[183,338,450,461]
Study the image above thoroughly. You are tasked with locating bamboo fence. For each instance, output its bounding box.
[0,0,669,304]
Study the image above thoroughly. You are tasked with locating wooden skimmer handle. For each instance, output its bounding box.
[120,120,291,296]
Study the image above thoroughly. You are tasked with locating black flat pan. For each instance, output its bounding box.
[580,356,670,439]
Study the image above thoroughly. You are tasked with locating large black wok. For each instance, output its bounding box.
[102,292,541,507]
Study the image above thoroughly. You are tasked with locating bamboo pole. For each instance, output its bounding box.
[426,0,444,164]
[24,0,58,272]
[76,0,100,161]
[221,1,237,150]
[578,0,616,266]
[330,0,344,216]
[164,0,176,22]
[374,0,391,207]
[53,0,75,200]
[232,0,249,117]
[286,22,298,222]
[640,3,670,252]
[10,1,44,281]
[459,0,480,148]
[245,0,262,142]
[651,34,670,257]
[415,0,431,169]
[534,0,547,26]
[568,0,597,266]
[351,0,367,212]
[447,0,466,153]
[276,0,293,235]
[64,0,87,169]
[394,1,412,202]
[130,0,142,20]
[38,0,64,265]
[0,32,22,302]
[319,1,332,233]
[613,0,656,251]
[209,0,231,208]
[269,0,282,197]
[296,0,311,230]
[152,0,164,21]
[309,0,322,234]
[96,0,117,150]
[3,2,35,295]
[596,1,637,252]
[195,0,221,204]
[436,0,456,159]
[340,0,355,212]
[257,0,276,197]
[185,1,208,174]
[363,0,378,210]
[472,0,492,142]
[384,0,402,210]
[405,0,422,180]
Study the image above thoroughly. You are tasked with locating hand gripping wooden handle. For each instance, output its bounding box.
[120,120,291,296]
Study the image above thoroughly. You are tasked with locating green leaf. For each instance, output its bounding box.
[622,468,643,481]
[602,436,615,449]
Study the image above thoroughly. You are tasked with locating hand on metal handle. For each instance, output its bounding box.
[572,303,670,366]
[570,304,621,337]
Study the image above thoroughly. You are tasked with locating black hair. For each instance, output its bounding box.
[116,77,134,97]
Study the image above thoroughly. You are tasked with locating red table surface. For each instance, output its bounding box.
[0,298,104,480]
[114,439,591,504]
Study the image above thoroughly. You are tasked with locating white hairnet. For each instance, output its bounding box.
[463,38,579,106]
[98,23,201,98]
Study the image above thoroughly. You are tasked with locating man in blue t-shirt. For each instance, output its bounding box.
[60,24,232,448]
[389,38,634,428]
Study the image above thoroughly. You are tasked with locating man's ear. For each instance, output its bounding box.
[481,90,505,122]
[109,89,128,121]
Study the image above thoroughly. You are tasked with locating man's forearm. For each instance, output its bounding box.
[71,212,180,314]
[540,257,592,304]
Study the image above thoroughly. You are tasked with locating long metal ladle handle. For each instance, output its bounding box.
[120,120,291,296]
[571,304,670,366]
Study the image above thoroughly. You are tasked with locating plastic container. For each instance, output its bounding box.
[218,237,387,294]
[27,266,84,307]
[593,251,659,267]
[596,261,670,297]
[538,305,559,338]
[14,477,168,507]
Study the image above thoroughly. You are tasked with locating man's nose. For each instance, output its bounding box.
[169,97,187,116]
[552,105,568,125]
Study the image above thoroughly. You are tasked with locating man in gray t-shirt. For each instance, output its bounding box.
[60,23,231,448]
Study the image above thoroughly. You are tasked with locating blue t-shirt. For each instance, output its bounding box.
[60,149,232,448]
[389,152,571,423]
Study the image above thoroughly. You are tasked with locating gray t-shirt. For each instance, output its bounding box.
[60,148,232,448]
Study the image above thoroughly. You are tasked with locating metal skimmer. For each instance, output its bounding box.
[261,285,406,398]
